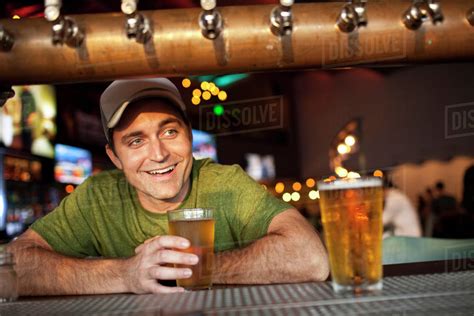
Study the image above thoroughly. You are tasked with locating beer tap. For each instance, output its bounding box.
[336,0,368,33]
[402,0,444,30]
[121,0,152,44]
[0,25,14,51]
[467,7,474,26]
[270,0,294,36]
[44,0,84,47]
[199,0,223,40]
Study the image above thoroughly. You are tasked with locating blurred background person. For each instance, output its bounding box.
[417,188,434,236]
[383,181,422,238]
[435,166,474,239]
[431,181,458,237]
[432,181,457,217]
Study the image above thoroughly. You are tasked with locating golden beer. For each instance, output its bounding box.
[168,208,215,290]
[318,178,383,293]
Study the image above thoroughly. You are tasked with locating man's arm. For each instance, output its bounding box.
[6,229,198,296]
[212,208,329,284]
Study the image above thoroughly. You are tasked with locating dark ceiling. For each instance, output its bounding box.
[1,1,340,19]
[2,0,322,19]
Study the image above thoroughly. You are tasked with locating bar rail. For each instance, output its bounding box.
[0,270,473,315]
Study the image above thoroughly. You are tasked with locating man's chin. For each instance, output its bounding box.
[149,190,182,202]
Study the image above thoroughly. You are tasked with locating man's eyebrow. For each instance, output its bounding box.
[158,117,184,128]
[121,131,143,144]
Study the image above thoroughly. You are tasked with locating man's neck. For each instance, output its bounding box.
[137,179,191,214]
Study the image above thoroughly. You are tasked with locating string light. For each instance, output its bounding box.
[344,135,356,147]
[309,190,320,200]
[12,15,21,20]
[306,178,316,188]
[282,193,291,202]
[201,81,210,91]
[337,143,350,155]
[373,169,383,177]
[191,97,201,105]
[218,91,227,101]
[275,182,285,194]
[335,166,348,178]
[211,87,220,96]
[291,192,301,202]
[181,78,191,88]
[292,182,302,191]
[192,89,202,97]
[202,91,211,100]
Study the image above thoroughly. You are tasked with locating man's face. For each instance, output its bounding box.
[106,99,193,210]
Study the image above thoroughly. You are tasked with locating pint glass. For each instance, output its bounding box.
[167,208,215,290]
[318,177,383,293]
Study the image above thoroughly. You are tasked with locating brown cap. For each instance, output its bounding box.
[100,78,187,143]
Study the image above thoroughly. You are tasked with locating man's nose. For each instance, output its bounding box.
[149,139,170,162]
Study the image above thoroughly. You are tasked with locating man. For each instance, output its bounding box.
[7,78,329,296]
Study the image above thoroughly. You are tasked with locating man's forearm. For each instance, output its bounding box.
[8,244,129,296]
[212,231,328,284]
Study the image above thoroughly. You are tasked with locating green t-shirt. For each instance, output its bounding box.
[31,158,290,258]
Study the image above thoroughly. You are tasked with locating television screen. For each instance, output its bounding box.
[54,144,92,185]
[0,85,57,158]
[192,129,217,162]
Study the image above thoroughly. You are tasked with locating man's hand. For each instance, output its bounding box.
[125,236,199,294]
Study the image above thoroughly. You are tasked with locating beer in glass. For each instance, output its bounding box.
[318,177,383,293]
[168,208,215,290]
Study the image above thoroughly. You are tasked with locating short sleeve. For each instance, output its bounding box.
[229,166,292,246]
[30,178,99,258]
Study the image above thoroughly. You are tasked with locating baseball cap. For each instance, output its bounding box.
[100,78,188,143]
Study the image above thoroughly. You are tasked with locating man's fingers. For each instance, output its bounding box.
[155,236,191,249]
[142,280,186,294]
[148,266,193,281]
[151,249,199,266]
[135,235,190,254]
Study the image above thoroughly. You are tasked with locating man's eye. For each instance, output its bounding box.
[163,129,178,137]
[129,139,143,146]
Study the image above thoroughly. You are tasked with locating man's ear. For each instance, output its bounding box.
[105,144,123,170]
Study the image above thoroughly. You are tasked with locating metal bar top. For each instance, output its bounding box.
[1,270,473,315]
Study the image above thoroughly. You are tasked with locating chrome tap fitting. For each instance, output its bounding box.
[199,0,223,40]
[403,0,444,30]
[337,0,368,33]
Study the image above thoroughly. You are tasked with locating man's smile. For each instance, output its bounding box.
[145,163,178,176]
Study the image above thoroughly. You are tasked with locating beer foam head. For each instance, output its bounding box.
[317,177,382,191]
[168,208,214,221]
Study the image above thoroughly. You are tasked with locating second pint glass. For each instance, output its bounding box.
[168,208,215,290]
[318,177,383,293]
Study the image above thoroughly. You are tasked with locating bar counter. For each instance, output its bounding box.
[1,260,473,315]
